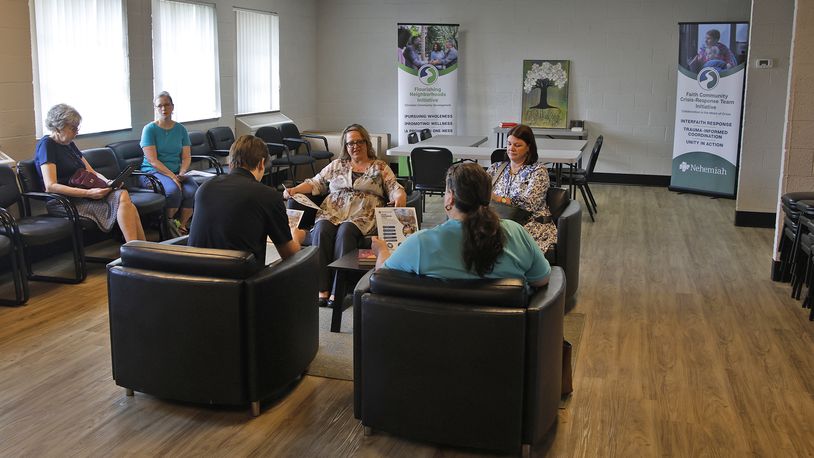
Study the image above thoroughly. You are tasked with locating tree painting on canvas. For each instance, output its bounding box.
[521,60,570,129]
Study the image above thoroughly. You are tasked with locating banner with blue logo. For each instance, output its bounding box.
[397,23,459,150]
[670,22,749,197]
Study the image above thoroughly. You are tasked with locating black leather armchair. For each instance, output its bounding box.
[546,188,581,303]
[107,241,320,415]
[353,267,566,454]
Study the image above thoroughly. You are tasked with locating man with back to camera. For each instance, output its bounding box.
[188,134,305,266]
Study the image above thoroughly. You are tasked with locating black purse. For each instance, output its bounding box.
[490,162,532,224]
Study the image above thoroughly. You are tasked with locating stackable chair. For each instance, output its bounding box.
[555,135,603,221]
[0,213,29,305]
[108,240,320,415]
[353,267,566,455]
[187,131,225,185]
[0,165,86,284]
[789,200,814,301]
[81,148,169,242]
[279,123,333,163]
[256,126,315,185]
[410,147,453,211]
[206,126,236,158]
[491,148,508,164]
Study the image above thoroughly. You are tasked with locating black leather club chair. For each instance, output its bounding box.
[0,213,29,305]
[407,132,419,144]
[256,126,315,185]
[419,128,432,141]
[353,267,566,455]
[545,187,582,303]
[82,147,169,242]
[107,241,320,416]
[0,165,86,284]
[205,126,235,158]
[410,147,453,212]
[279,123,333,162]
[187,131,225,185]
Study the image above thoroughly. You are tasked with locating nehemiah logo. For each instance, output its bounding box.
[679,161,726,175]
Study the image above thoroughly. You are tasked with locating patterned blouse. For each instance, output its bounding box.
[304,159,404,235]
[486,161,557,253]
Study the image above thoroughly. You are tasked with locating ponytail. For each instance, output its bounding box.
[461,205,505,276]
[446,163,506,276]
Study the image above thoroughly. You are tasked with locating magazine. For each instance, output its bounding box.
[374,207,418,250]
[286,209,304,232]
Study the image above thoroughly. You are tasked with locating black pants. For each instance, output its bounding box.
[312,220,364,294]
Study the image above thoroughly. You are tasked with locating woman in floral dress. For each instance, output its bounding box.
[284,124,406,305]
[486,124,557,254]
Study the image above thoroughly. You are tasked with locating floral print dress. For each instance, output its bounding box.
[304,159,404,235]
[486,161,557,253]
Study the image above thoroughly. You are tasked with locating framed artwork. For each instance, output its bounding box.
[521,60,570,129]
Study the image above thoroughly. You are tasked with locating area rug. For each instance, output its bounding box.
[306,308,586,384]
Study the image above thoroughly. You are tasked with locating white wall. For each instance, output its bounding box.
[315,0,751,176]
[736,0,794,213]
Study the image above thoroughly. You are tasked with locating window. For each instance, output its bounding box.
[153,0,220,121]
[235,8,279,114]
[31,0,132,135]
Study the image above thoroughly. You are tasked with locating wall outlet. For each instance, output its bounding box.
[755,59,773,69]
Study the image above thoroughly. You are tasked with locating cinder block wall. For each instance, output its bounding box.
[0,0,36,160]
[737,0,794,214]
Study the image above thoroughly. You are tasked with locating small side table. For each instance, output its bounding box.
[327,249,374,332]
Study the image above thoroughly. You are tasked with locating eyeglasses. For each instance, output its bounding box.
[64,125,80,133]
[155,103,173,109]
[346,140,366,148]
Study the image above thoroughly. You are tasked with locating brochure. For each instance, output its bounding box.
[374,207,418,250]
[183,170,216,178]
[286,209,304,232]
[289,193,321,210]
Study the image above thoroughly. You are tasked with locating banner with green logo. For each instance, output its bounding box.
[670,22,749,197]
[397,23,459,152]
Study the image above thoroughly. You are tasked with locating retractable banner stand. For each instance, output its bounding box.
[670,22,749,197]
[397,23,459,174]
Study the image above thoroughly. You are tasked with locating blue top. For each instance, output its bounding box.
[384,219,551,284]
[139,121,190,174]
[34,135,86,186]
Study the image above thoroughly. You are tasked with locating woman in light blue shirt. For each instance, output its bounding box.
[373,162,550,287]
[140,91,198,233]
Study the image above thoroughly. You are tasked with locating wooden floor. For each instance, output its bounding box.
[1,184,813,457]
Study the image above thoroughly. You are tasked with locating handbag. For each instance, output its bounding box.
[490,162,532,224]
[68,169,108,189]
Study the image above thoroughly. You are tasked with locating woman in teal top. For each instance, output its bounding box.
[139,91,198,233]
[373,162,550,287]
